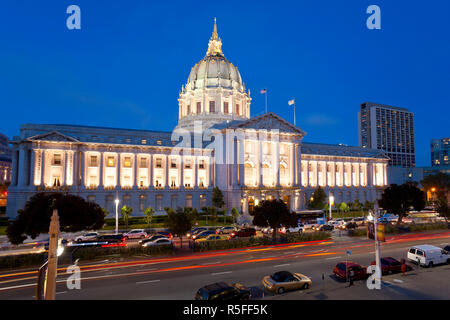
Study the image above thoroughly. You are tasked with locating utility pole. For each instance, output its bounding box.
[373,206,382,283]
[45,208,60,300]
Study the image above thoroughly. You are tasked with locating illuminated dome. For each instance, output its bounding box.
[176,18,251,132]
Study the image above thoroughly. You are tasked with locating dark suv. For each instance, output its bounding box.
[95,234,125,245]
[195,282,251,301]
[230,228,256,238]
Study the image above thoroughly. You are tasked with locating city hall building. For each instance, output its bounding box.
[6,20,389,219]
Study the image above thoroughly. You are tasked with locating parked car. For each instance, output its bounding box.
[352,217,366,226]
[123,229,147,239]
[141,238,173,247]
[328,220,344,228]
[74,232,99,243]
[196,234,229,242]
[157,231,173,239]
[407,245,450,267]
[195,282,250,301]
[139,234,167,245]
[280,224,304,234]
[187,227,207,238]
[230,228,256,238]
[262,271,312,294]
[216,226,238,235]
[192,230,216,241]
[262,227,273,234]
[302,222,316,230]
[443,245,450,253]
[344,222,358,229]
[333,262,368,281]
[313,224,333,232]
[95,234,126,245]
[370,257,413,275]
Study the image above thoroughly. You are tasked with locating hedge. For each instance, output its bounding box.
[192,232,331,252]
[348,222,450,237]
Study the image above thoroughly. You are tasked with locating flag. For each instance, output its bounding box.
[260,89,267,94]
[288,99,295,106]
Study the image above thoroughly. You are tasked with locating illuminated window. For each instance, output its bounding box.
[52,154,62,166]
[236,104,240,116]
[156,158,162,168]
[140,157,147,168]
[185,194,192,208]
[199,160,205,169]
[107,156,115,167]
[141,139,147,145]
[123,157,132,168]
[157,140,162,145]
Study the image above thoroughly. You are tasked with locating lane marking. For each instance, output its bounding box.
[136,279,160,285]
[325,256,341,260]
[202,261,222,265]
[274,264,290,268]
[56,291,67,294]
[211,271,232,276]
[393,279,404,283]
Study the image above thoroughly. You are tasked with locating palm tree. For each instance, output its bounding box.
[144,207,155,228]
[121,205,132,230]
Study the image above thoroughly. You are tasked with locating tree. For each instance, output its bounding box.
[231,208,239,224]
[435,199,450,222]
[6,192,105,245]
[250,199,297,241]
[121,205,132,230]
[144,207,155,228]
[165,207,193,248]
[351,199,363,212]
[338,202,349,215]
[378,183,426,225]
[421,172,450,201]
[308,187,327,209]
[212,187,225,209]
[363,200,375,212]
[207,207,218,225]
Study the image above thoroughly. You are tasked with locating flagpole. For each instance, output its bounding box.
[294,100,296,126]
[265,91,268,113]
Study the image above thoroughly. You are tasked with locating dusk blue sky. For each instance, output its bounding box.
[1,0,449,167]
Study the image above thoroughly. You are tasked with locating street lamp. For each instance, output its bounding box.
[329,194,334,220]
[115,198,120,234]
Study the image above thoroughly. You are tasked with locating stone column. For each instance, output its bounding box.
[63,151,68,186]
[80,151,86,187]
[115,153,120,188]
[275,142,280,187]
[134,153,138,188]
[30,149,37,186]
[180,156,184,188]
[149,154,153,188]
[165,155,169,188]
[289,144,296,187]
[98,152,103,188]
[193,156,198,188]
[238,140,245,186]
[18,145,26,187]
[259,140,263,187]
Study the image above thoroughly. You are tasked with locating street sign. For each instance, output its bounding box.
[346,250,351,255]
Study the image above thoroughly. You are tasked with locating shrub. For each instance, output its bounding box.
[193,232,331,252]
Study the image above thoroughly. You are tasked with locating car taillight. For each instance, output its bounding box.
[231,232,235,237]
[122,237,126,242]
[423,252,426,258]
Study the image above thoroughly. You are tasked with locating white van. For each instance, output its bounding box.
[407,245,450,267]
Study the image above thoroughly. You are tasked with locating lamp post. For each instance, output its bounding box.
[115,198,120,234]
[329,194,334,220]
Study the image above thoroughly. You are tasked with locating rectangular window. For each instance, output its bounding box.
[107,156,115,167]
[209,101,215,113]
[186,105,191,115]
[197,102,201,114]
[139,195,146,212]
[199,159,205,169]
[224,102,229,114]
[236,104,240,116]
[52,154,62,166]
[90,155,97,167]
[171,159,177,168]
[156,158,162,168]
[185,194,192,208]
[123,157,132,168]
[87,195,96,203]
[156,195,163,211]
[140,157,147,168]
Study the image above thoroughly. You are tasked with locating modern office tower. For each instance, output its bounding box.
[430,138,450,167]
[358,102,416,167]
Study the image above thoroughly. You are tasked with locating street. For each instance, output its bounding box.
[0,230,449,300]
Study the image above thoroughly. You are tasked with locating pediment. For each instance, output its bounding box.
[26,131,80,143]
[232,112,306,136]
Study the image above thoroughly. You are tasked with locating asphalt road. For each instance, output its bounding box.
[0,230,449,300]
